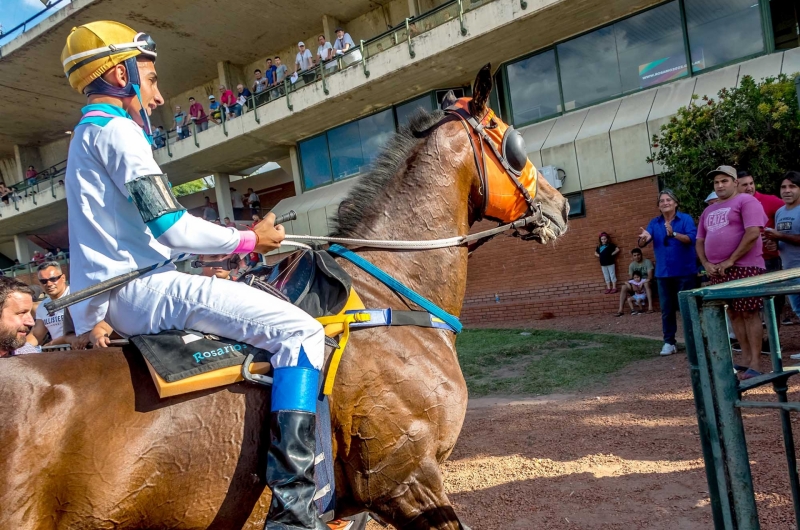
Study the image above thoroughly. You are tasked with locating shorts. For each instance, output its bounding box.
[601,264,616,283]
[709,266,766,313]
[632,293,647,304]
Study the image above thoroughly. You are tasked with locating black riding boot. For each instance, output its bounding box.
[265,362,326,530]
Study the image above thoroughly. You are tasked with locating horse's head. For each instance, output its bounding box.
[443,64,569,244]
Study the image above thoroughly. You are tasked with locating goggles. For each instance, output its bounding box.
[64,32,157,77]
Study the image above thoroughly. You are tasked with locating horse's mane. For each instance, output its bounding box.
[331,108,444,238]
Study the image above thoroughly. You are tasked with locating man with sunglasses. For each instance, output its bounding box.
[61,21,327,530]
[25,261,73,348]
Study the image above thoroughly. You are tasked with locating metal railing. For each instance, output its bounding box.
[1,254,70,278]
[680,268,800,529]
[0,0,72,45]
[0,165,67,218]
[150,0,483,153]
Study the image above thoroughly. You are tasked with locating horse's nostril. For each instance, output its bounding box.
[562,199,570,219]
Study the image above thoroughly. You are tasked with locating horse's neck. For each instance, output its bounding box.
[349,155,472,315]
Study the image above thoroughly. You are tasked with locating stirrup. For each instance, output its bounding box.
[241,353,273,387]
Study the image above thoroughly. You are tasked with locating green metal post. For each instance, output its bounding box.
[166,129,173,158]
[252,94,260,124]
[285,78,293,111]
[320,62,329,95]
[680,291,728,529]
[458,0,467,36]
[703,301,760,529]
[772,373,800,528]
[763,297,783,372]
[192,121,199,148]
[520,0,527,8]
[221,104,228,136]
[361,40,370,77]
[405,19,415,58]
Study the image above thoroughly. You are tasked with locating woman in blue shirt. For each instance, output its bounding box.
[638,189,698,356]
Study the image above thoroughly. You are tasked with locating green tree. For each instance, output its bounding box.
[172,179,207,197]
[649,73,800,218]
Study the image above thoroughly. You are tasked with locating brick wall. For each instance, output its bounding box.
[461,177,660,325]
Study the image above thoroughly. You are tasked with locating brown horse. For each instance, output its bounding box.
[0,65,568,530]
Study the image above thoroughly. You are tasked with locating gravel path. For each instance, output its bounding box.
[367,316,800,529]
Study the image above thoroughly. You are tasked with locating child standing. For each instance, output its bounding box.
[595,232,619,294]
[627,271,648,314]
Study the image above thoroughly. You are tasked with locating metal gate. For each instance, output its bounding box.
[680,269,800,529]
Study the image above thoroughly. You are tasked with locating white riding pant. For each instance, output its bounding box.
[106,269,324,370]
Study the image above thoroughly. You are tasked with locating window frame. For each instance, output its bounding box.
[502,0,774,129]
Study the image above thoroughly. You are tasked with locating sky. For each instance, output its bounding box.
[0,0,69,45]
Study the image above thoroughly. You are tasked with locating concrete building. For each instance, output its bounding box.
[0,0,798,319]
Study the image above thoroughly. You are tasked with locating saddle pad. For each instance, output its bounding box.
[131,330,272,383]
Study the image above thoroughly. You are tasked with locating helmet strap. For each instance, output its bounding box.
[132,83,154,145]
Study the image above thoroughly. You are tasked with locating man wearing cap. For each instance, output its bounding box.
[295,41,314,83]
[705,191,719,205]
[208,94,221,123]
[61,21,327,529]
[638,189,698,356]
[697,166,767,378]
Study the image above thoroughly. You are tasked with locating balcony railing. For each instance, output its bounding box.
[2,254,70,278]
[153,0,495,154]
[0,161,68,218]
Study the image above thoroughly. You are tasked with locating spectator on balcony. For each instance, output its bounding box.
[174,105,190,140]
[334,28,355,55]
[153,125,166,149]
[32,251,45,265]
[0,182,10,204]
[231,187,245,219]
[219,84,240,119]
[253,68,269,105]
[202,196,218,222]
[250,213,262,229]
[236,84,252,111]
[26,166,38,187]
[272,56,288,98]
[266,58,277,87]
[316,34,334,69]
[223,217,237,228]
[188,96,209,133]
[247,188,261,216]
[295,42,314,83]
[44,249,55,261]
[208,95,222,124]
[55,248,66,260]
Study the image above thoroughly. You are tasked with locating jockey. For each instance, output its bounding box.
[62,22,326,530]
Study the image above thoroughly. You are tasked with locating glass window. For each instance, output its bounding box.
[558,26,621,109]
[685,0,764,72]
[299,134,332,190]
[506,49,561,125]
[358,109,395,165]
[395,95,433,129]
[615,1,686,92]
[566,193,585,218]
[327,121,364,180]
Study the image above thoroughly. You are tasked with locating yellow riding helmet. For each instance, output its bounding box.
[61,21,157,94]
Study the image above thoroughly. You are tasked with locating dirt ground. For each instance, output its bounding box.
[368,314,800,529]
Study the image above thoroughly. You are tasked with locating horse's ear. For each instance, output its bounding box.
[470,63,493,116]
[441,90,458,109]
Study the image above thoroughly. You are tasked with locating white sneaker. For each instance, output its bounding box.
[790,353,800,360]
[660,343,676,356]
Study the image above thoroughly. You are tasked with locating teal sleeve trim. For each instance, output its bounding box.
[77,116,113,128]
[271,366,320,413]
[146,210,185,239]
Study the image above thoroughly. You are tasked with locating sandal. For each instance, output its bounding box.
[604,289,611,294]
[738,368,762,381]
[646,310,655,314]
[614,312,624,317]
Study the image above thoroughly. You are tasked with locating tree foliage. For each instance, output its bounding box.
[172,178,207,197]
[649,73,800,218]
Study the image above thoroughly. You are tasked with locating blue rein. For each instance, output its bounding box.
[327,244,463,333]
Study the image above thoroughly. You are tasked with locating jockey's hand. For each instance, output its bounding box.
[253,212,286,253]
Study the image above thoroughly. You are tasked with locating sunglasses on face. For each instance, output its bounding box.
[39,274,63,284]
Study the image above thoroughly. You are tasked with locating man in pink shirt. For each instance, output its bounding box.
[219,84,240,119]
[697,165,767,378]
[187,96,209,132]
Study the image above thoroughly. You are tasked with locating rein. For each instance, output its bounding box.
[280,215,541,251]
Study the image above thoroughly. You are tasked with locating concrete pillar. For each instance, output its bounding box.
[216,61,246,94]
[407,0,419,17]
[289,146,303,196]
[0,157,18,187]
[13,234,31,264]
[322,15,342,43]
[13,144,43,185]
[213,173,234,223]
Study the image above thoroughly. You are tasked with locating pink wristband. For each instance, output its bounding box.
[234,229,257,254]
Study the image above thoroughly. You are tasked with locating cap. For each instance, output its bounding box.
[705,191,718,203]
[707,165,737,180]
[298,41,305,46]
[208,94,215,99]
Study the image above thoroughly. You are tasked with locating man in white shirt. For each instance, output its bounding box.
[295,41,313,73]
[202,196,218,221]
[246,187,261,217]
[61,21,326,529]
[333,28,361,66]
[230,186,245,219]
[316,34,334,71]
